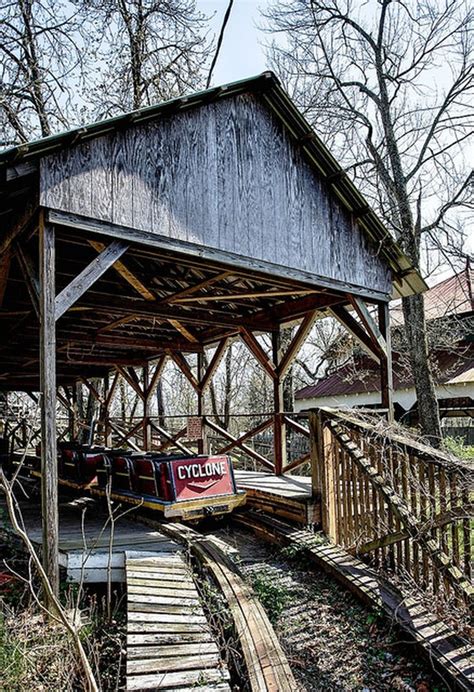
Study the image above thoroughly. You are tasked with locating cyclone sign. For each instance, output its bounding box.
[170,455,234,500]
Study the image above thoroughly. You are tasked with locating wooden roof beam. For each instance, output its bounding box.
[78,294,272,331]
[277,311,317,379]
[49,210,392,303]
[55,240,129,320]
[159,270,233,304]
[330,304,382,363]
[200,337,230,392]
[98,314,139,333]
[167,351,200,391]
[60,332,202,353]
[88,239,155,301]
[348,295,387,356]
[167,319,199,343]
[173,288,316,304]
[252,291,345,326]
[239,328,276,380]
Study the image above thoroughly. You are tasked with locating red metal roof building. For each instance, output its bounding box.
[295,262,474,422]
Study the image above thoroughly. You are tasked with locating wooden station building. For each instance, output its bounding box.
[0,72,424,589]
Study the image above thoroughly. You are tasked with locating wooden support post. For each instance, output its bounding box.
[197,352,206,454]
[142,364,151,451]
[272,331,287,476]
[39,218,59,600]
[378,302,394,422]
[322,423,337,541]
[309,410,324,501]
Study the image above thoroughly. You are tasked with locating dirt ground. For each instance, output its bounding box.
[212,524,448,692]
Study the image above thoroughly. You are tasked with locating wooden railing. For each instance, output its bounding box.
[311,408,473,609]
[3,409,311,476]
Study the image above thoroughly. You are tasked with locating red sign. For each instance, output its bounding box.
[170,456,234,501]
[186,417,202,440]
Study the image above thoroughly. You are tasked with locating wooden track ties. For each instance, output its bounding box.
[125,553,230,691]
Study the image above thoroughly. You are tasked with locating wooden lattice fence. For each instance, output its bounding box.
[311,409,473,610]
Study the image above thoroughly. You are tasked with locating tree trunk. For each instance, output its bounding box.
[223,346,232,430]
[402,292,441,445]
[156,380,165,427]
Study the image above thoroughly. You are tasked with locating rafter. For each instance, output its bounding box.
[79,294,272,331]
[174,288,316,303]
[98,314,138,333]
[160,270,233,303]
[168,319,199,343]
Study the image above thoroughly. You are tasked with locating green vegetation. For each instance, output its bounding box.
[250,570,291,624]
[0,613,25,688]
[0,606,80,691]
[444,436,474,460]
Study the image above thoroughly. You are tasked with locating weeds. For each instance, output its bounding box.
[0,605,81,690]
[444,436,474,460]
[250,570,291,624]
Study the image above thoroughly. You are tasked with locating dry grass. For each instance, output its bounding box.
[0,604,82,691]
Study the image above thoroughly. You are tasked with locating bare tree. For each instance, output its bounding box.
[0,0,91,146]
[294,317,353,389]
[265,0,474,444]
[83,0,212,116]
[1,0,212,146]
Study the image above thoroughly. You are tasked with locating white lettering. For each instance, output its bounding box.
[175,459,229,481]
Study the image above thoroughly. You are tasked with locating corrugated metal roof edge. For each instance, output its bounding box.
[0,71,425,298]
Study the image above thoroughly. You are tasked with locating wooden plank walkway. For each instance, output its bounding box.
[1,496,178,582]
[1,495,232,689]
[234,469,320,524]
[236,511,474,692]
[125,553,231,692]
[157,521,298,692]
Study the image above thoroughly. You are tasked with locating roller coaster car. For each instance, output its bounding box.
[57,445,246,521]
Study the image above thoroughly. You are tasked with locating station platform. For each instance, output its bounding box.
[0,495,179,583]
[234,470,320,525]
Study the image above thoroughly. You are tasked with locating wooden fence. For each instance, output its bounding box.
[312,408,473,609]
[1,407,312,476]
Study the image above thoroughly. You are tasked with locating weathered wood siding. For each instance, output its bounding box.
[40,94,391,295]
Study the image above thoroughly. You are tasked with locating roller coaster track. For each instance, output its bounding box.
[233,510,473,692]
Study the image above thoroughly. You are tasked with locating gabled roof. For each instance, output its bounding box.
[0,72,425,299]
[295,344,474,400]
[392,260,473,325]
